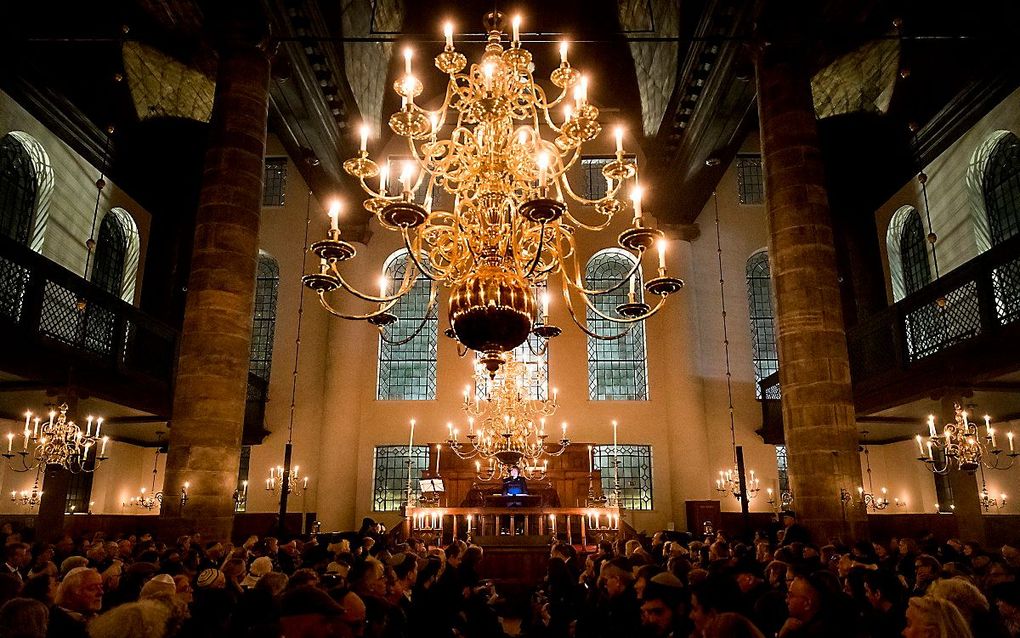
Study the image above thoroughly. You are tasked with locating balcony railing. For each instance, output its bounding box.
[0,233,177,414]
[760,233,1020,437]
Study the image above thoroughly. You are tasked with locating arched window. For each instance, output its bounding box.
[0,131,53,251]
[886,206,931,301]
[249,253,280,383]
[746,251,778,399]
[982,132,1020,246]
[377,250,437,400]
[585,249,648,401]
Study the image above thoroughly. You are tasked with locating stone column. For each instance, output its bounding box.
[162,9,271,540]
[755,35,867,542]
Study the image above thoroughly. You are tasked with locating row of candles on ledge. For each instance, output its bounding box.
[411,511,620,532]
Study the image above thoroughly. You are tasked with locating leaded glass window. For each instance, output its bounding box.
[263,157,287,207]
[984,133,1020,246]
[899,208,931,295]
[736,155,764,205]
[0,134,37,245]
[586,250,648,401]
[746,251,778,399]
[250,255,280,382]
[592,444,653,510]
[235,446,251,512]
[373,445,429,512]
[775,445,789,495]
[377,250,437,400]
[91,213,127,296]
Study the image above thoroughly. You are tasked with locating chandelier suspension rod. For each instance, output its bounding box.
[713,190,738,465]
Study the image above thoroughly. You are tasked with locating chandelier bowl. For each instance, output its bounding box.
[449,266,536,354]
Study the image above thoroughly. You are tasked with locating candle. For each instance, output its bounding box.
[400,161,416,195]
[6,433,12,454]
[536,152,549,189]
[435,444,441,473]
[403,47,412,75]
[991,428,998,449]
[561,422,567,440]
[408,419,416,455]
[100,436,108,457]
[86,415,93,437]
[559,41,569,65]
[1009,431,1015,453]
[631,184,643,222]
[443,22,454,49]
[927,440,933,459]
[358,123,370,153]
[379,275,389,298]
[542,292,550,320]
[33,417,39,438]
[657,239,667,270]
[928,415,937,438]
[23,429,29,450]
[553,388,559,403]
[453,428,459,442]
[448,422,454,440]
[242,480,248,495]
[379,164,389,194]
[328,200,341,233]
[628,275,635,298]
[549,513,555,534]
[23,412,30,434]
[574,76,588,108]
[511,15,521,45]
[588,445,593,473]
[563,104,572,124]
[483,63,495,92]
[614,127,623,155]
[916,434,925,456]
[475,460,481,473]
[613,420,618,448]
[469,417,474,434]
[429,113,439,138]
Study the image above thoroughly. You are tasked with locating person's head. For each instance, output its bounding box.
[873,541,889,558]
[5,543,29,569]
[927,577,988,624]
[336,589,367,637]
[389,553,417,594]
[88,599,171,638]
[173,574,193,605]
[689,574,740,635]
[732,562,762,594]
[992,581,1020,621]
[0,597,48,638]
[222,558,246,583]
[962,541,980,557]
[278,586,345,638]
[634,564,664,600]
[21,572,57,605]
[640,583,680,637]
[255,572,289,597]
[915,554,942,584]
[196,568,226,590]
[786,574,825,623]
[703,612,766,638]
[56,567,103,614]
[288,568,321,591]
[901,538,920,556]
[863,568,906,611]
[599,558,634,598]
[509,466,520,478]
[763,560,788,590]
[903,595,974,638]
[445,540,466,568]
[780,510,797,529]
[350,557,387,598]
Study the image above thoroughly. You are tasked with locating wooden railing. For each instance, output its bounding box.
[759,233,1020,436]
[405,505,623,548]
[0,234,177,415]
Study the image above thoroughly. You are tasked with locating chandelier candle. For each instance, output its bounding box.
[304,12,683,375]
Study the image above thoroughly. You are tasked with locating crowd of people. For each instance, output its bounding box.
[0,512,1017,638]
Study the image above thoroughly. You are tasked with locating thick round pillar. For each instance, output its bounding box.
[755,38,867,542]
[162,14,271,540]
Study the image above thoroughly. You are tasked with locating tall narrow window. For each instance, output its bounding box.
[592,444,653,510]
[586,249,648,401]
[746,251,778,399]
[378,250,437,400]
[91,213,128,296]
[983,132,1020,246]
[235,446,251,512]
[887,206,931,302]
[373,445,429,512]
[736,155,765,205]
[775,445,790,495]
[250,253,280,383]
[65,469,94,514]
[263,158,287,207]
[0,134,38,245]
[581,156,636,201]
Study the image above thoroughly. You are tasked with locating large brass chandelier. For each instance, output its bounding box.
[448,353,567,477]
[916,404,1017,474]
[303,13,683,374]
[3,404,109,473]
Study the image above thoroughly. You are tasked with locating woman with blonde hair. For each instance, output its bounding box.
[928,577,1009,636]
[903,596,974,638]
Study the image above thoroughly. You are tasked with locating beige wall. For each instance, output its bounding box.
[0,90,151,305]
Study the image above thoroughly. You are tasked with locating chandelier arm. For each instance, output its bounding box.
[400,230,446,281]
[569,279,668,326]
[324,261,420,304]
[559,285,635,341]
[563,243,647,296]
[378,284,440,346]
[315,292,405,321]
[559,164,622,210]
[521,222,549,279]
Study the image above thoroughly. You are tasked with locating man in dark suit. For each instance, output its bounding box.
[779,510,812,546]
[3,542,28,582]
[502,465,528,497]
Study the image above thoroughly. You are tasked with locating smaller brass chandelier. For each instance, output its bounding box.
[766,487,794,513]
[266,465,309,495]
[916,404,1017,474]
[233,480,249,511]
[715,466,761,502]
[448,354,567,470]
[858,433,889,511]
[979,478,1007,513]
[125,447,188,511]
[10,470,43,509]
[3,404,109,473]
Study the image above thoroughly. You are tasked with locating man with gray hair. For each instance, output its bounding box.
[49,566,103,638]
